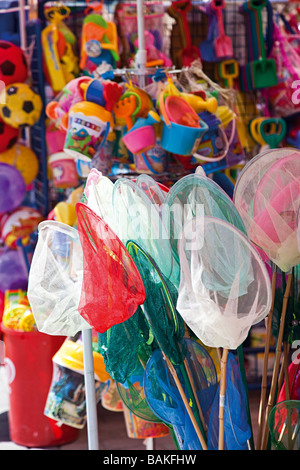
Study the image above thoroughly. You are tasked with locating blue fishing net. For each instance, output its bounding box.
[144,338,218,450]
[207,352,252,450]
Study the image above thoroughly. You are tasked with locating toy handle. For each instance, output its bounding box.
[211,0,226,37]
[259,118,287,147]
[159,91,171,128]
[193,119,235,162]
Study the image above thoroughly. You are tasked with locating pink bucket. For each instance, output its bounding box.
[48,152,79,189]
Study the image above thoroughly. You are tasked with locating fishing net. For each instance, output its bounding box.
[177,216,272,350]
[27,220,91,336]
[113,177,176,283]
[162,173,247,280]
[233,148,300,272]
[136,174,168,207]
[144,338,218,450]
[97,306,153,384]
[85,172,118,235]
[207,352,252,450]
[268,400,300,450]
[75,202,146,333]
[116,360,163,423]
[126,240,185,365]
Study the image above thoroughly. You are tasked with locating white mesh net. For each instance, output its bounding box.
[177,217,272,350]
[27,220,90,336]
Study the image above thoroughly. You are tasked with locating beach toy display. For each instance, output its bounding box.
[46,76,91,131]
[62,101,114,161]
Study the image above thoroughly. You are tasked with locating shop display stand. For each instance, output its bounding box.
[3,0,294,452]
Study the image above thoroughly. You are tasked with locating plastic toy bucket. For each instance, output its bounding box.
[134,142,168,174]
[63,101,113,161]
[48,152,79,189]
[1,325,79,447]
[123,125,156,154]
[159,94,208,156]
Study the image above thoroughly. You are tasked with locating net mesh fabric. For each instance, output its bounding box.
[112,178,176,283]
[177,217,272,350]
[268,400,300,450]
[162,174,247,279]
[97,306,153,384]
[207,352,252,450]
[76,202,146,333]
[144,338,218,450]
[233,148,300,272]
[126,240,185,365]
[27,220,90,336]
[85,174,118,235]
[136,174,167,206]
[116,361,162,423]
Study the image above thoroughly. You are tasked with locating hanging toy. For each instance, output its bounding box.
[42,2,79,93]
[80,13,119,73]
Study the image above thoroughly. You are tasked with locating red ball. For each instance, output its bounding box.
[0,40,28,86]
[0,118,19,153]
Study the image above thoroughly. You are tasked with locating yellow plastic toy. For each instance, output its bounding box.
[42,2,79,93]
[54,339,111,383]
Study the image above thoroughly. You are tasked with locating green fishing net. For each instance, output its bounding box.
[116,361,163,423]
[97,306,154,384]
[126,240,186,365]
[162,173,247,286]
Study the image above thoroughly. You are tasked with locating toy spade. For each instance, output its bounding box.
[211,0,233,59]
[247,0,277,89]
[199,12,218,62]
[259,118,287,148]
[219,59,239,88]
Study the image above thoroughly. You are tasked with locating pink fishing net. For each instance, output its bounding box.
[233,149,300,272]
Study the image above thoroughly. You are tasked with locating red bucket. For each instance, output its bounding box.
[1,325,79,447]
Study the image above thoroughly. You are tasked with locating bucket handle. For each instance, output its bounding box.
[159,91,172,128]
[193,119,235,162]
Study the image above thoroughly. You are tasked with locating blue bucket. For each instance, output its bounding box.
[160,116,208,156]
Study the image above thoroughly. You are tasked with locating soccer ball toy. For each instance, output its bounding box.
[0,41,28,86]
[0,83,43,128]
[0,118,19,152]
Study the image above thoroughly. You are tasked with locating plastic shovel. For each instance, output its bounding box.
[218,59,239,88]
[211,0,233,59]
[259,118,287,148]
[247,0,277,89]
[170,0,201,66]
[199,13,218,62]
